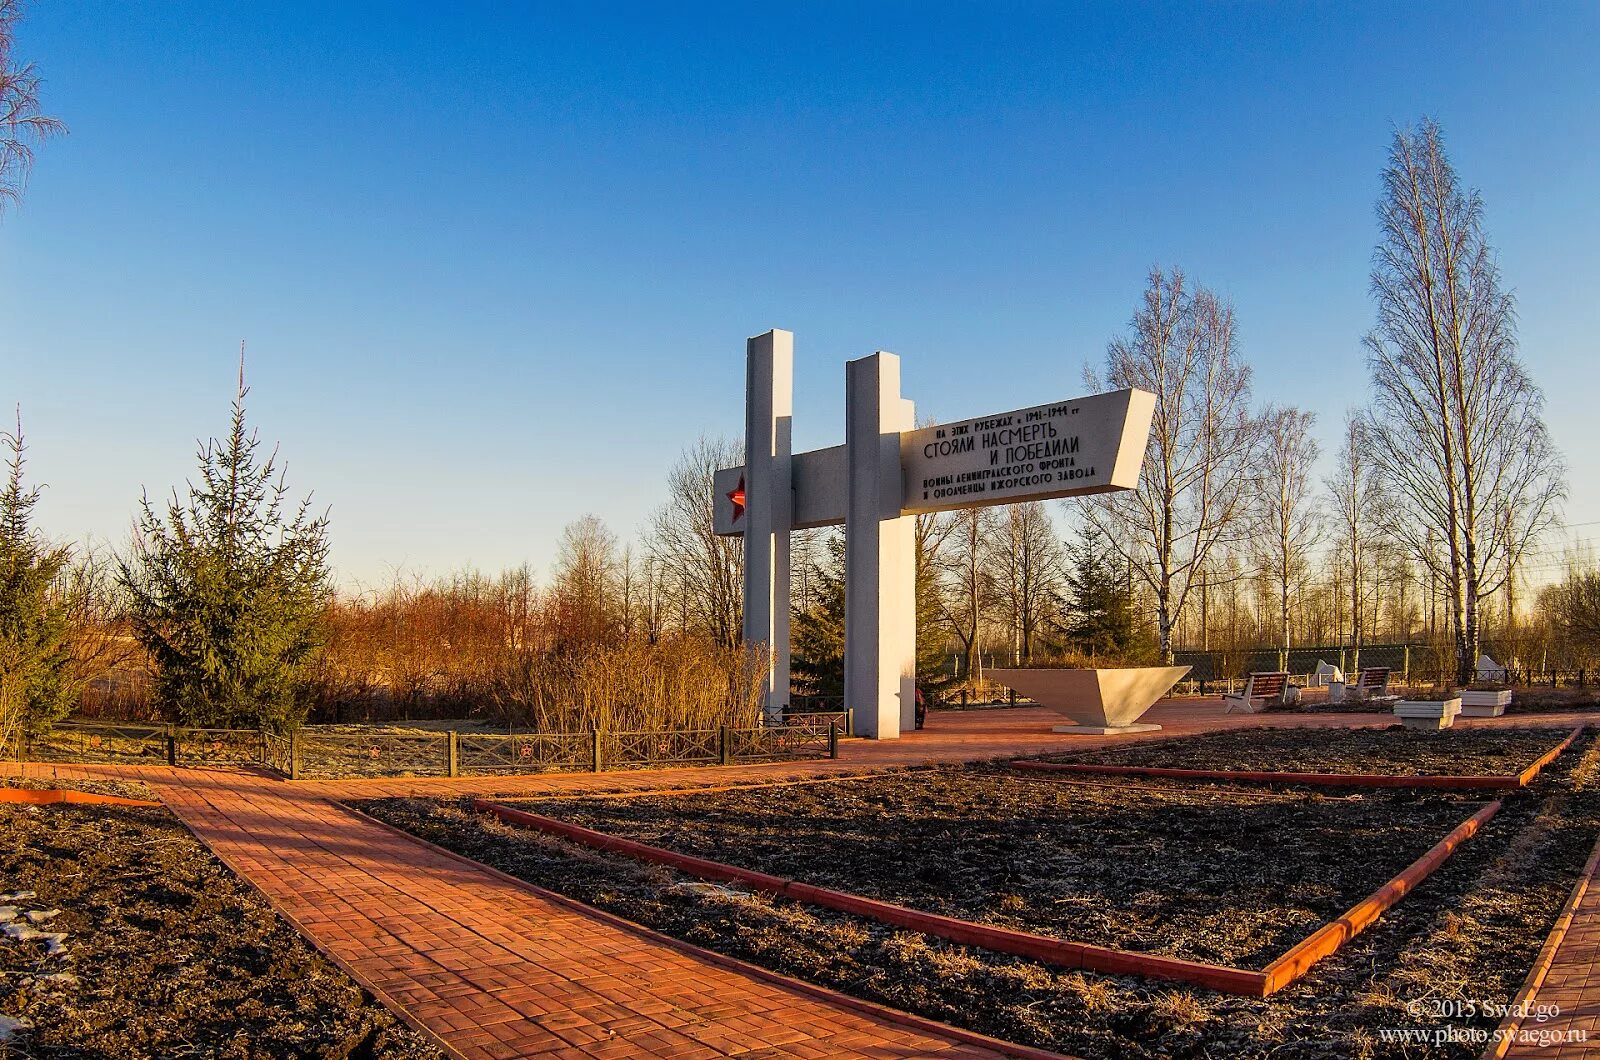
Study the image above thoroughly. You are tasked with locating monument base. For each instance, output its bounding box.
[991,666,1191,733]
[1051,722,1163,735]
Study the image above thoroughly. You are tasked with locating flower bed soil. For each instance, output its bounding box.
[1039,725,1573,777]
[0,793,440,1059]
[487,770,1485,968]
[1504,688,1600,714]
[359,745,1600,1059]
[3,776,158,801]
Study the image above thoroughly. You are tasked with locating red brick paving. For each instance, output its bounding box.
[1497,834,1600,1059]
[7,700,1597,1059]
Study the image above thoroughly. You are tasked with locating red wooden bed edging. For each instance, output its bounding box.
[472,794,1503,997]
[1009,725,1583,791]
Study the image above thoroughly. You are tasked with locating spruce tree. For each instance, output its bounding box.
[1060,523,1136,660]
[0,417,78,748]
[118,361,332,731]
[790,528,950,703]
[790,533,845,698]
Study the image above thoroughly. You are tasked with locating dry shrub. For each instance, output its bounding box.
[304,570,765,730]
[306,570,545,721]
[74,649,158,722]
[484,636,768,731]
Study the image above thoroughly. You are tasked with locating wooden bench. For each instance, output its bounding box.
[1223,671,1290,714]
[1350,666,1398,706]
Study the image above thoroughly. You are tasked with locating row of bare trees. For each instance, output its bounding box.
[1079,121,1566,685]
[720,117,1581,693]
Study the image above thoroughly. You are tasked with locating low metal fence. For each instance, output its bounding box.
[14,717,845,780]
[25,722,169,764]
[780,710,851,736]
[728,723,833,761]
[25,722,264,767]
[262,730,294,777]
[457,731,591,775]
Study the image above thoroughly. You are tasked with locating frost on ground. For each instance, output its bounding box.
[0,900,69,957]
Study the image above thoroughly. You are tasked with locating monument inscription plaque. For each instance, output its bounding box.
[900,390,1154,514]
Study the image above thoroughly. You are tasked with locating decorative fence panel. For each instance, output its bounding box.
[603,729,721,770]
[728,724,832,761]
[457,732,592,775]
[173,727,264,767]
[262,731,295,778]
[24,722,168,765]
[781,711,851,737]
[295,732,451,779]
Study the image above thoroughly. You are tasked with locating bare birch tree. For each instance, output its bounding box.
[1326,412,1381,671]
[915,510,956,687]
[1363,119,1565,683]
[647,436,743,647]
[549,515,620,650]
[941,506,996,682]
[996,501,1063,662]
[1083,267,1263,663]
[0,0,64,214]
[1257,406,1321,671]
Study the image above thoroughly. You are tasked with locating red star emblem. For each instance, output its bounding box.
[728,475,746,522]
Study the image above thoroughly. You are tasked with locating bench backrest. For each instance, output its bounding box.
[1245,671,1289,700]
[1357,667,1391,690]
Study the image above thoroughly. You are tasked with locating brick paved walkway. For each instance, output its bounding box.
[1498,838,1600,1059]
[9,702,1597,1059]
[162,767,1035,1059]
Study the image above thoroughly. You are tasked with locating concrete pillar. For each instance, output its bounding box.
[742,330,793,724]
[844,352,916,739]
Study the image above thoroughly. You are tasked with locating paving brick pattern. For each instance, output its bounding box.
[1500,835,1600,1059]
[7,701,1595,1059]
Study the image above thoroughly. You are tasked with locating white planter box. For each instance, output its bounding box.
[1394,697,1462,730]
[1459,689,1513,717]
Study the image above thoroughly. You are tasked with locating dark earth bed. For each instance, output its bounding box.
[1041,725,1573,776]
[356,740,1600,1058]
[1504,688,1600,714]
[3,777,158,801]
[0,793,440,1059]
[505,769,1482,968]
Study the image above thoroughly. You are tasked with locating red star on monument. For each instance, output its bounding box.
[727,475,746,522]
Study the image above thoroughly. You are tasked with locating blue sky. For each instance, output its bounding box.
[3,2,1597,589]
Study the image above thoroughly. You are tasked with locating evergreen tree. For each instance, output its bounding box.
[0,417,78,747]
[791,525,951,702]
[1060,523,1136,660]
[790,532,845,698]
[118,361,332,731]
